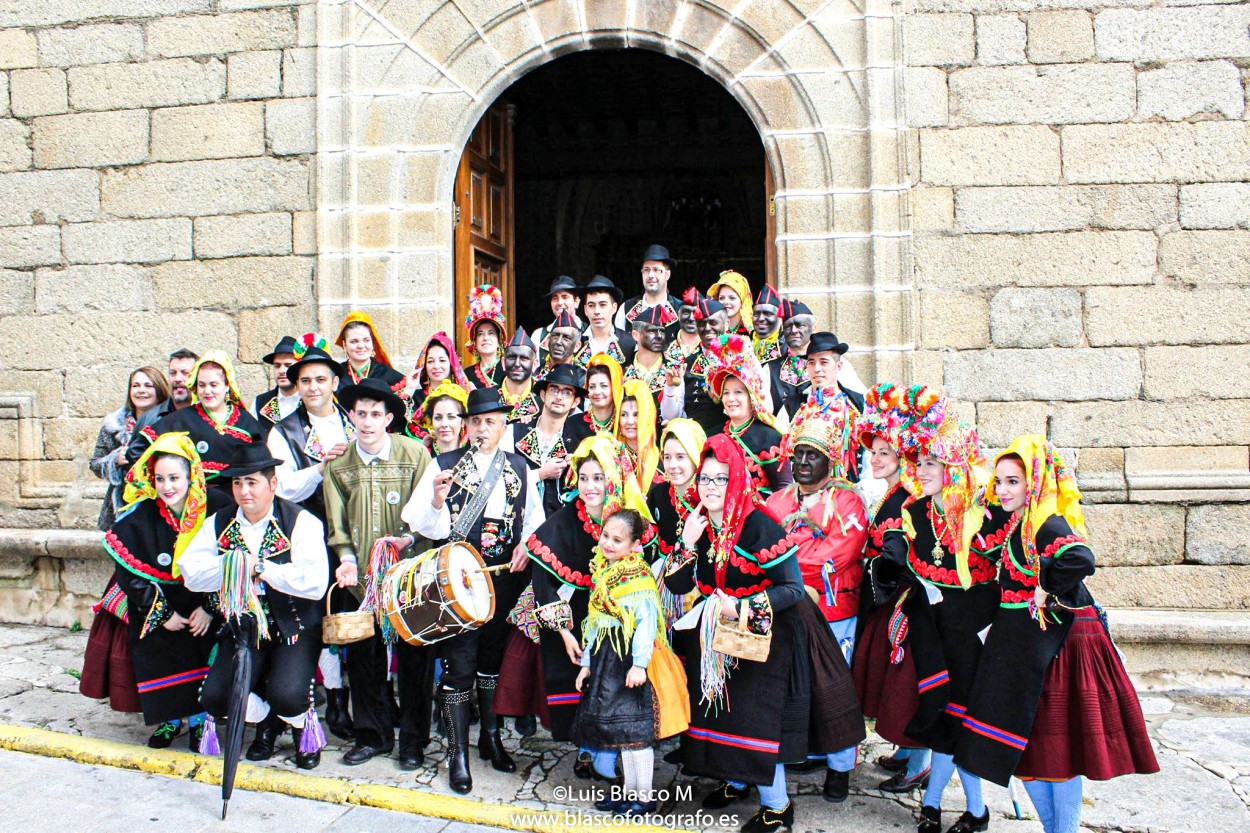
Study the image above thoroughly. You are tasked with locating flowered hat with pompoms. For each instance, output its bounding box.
[859,383,944,454]
[782,387,861,479]
[464,284,506,352]
[706,332,775,428]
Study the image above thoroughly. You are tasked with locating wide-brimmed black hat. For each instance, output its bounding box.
[287,346,346,383]
[804,331,849,358]
[220,443,285,478]
[263,335,299,364]
[579,274,623,304]
[641,244,675,269]
[337,377,406,431]
[533,363,588,399]
[465,387,513,416]
[543,275,579,299]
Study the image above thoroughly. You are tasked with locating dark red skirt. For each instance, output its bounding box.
[79,611,141,713]
[853,599,921,747]
[1015,612,1159,781]
[495,628,549,724]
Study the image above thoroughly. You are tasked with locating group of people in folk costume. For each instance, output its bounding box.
[81,243,1157,832]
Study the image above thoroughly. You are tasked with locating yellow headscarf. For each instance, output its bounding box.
[620,379,660,492]
[586,353,624,434]
[565,434,653,522]
[189,350,244,407]
[659,418,707,479]
[990,435,1087,569]
[708,270,754,328]
[122,432,210,576]
[336,311,394,368]
[421,380,469,429]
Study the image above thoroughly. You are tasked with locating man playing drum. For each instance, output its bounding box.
[323,377,434,771]
[402,387,545,795]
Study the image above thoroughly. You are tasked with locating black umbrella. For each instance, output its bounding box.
[221,615,256,820]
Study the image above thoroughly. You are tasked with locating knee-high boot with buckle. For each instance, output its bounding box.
[443,688,473,794]
[475,674,516,773]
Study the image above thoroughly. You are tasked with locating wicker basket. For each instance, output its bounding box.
[321,586,374,645]
[711,599,771,662]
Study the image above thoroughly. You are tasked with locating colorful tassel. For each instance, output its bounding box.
[363,539,400,643]
[219,545,267,643]
[888,597,910,665]
[298,704,326,754]
[697,600,734,714]
[199,715,221,756]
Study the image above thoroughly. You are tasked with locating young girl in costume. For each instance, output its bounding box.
[954,437,1157,833]
[573,508,688,817]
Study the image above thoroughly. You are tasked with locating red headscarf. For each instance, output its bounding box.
[700,433,757,569]
[413,331,469,391]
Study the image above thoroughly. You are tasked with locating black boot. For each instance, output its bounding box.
[245,713,282,761]
[325,687,354,741]
[741,802,794,833]
[475,675,516,773]
[823,768,850,803]
[290,725,321,770]
[514,715,537,737]
[443,688,473,794]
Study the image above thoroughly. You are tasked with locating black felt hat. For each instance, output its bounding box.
[533,363,587,399]
[630,305,669,329]
[579,274,624,304]
[465,387,513,416]
[286,346,346,383]
[337,377,406,431]
[543,275,579,299]
[262,335,299,365]
[782,299,814,320]
[803,331,849,358]
[641,244,675,269]
[220,443,285,478]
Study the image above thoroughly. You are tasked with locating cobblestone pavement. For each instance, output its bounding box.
[2,623,1248,833]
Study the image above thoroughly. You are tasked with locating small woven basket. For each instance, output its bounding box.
[711,599,771,662]
[321,586,375,645]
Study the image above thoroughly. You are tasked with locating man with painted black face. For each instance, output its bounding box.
[537,310,582,378]
[664,286,704,366]
[500,328,540,424]
[659,293,732,434]
[624,305,671,399]
[766,398,869,804]
[752,284,786,365]
[402,387,545,795]
[770,299,815,417]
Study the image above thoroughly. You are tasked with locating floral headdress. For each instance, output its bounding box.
[564,434,653,522]
[708,270,754,324]
[782,386,860,480]
[989,435,1087,570]
[122,432,209,575]
[620,379,660,491]
[413,331,468,391]
[706,333,775,428]
[859,383,944,496]
[336,311,394,368]
[463,285,506,353]
[189,350,244,407]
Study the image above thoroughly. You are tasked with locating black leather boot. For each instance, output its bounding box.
[324,687,354,741]
[290,725,321,770]
[443,688,473,794]
[475,675,516,773]
[245,713,282,761]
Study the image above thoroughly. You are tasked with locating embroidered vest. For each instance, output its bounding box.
[434,447,529,564]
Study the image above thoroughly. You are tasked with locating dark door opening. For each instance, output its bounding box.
[500,49,769,331]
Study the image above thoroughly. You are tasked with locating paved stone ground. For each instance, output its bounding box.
[2,623,1248,833]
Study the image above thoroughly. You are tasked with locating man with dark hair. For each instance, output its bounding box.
[501,362,592,517]
[254,336,300,430]
[537,310,581,377]
[659,294,732,434]
[158,347,200,417]
[770,299,815,418]
[616,244,681,330]
[500,328,540,424]
[533,276,582,350]
[180,443,330,770]
[574,275,635,368]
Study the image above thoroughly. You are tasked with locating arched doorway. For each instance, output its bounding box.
[453,49,770,334]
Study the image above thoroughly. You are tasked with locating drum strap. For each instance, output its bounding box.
[450,450,506,543]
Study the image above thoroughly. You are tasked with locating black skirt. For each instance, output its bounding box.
[571,644,657,751]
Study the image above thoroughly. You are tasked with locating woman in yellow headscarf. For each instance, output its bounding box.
[708,269,754,336]
[337,311,407,393]
[407,379,468,455]
[93,433,225,750]
[955,437,1157,833]
[618,378,660,493]
[582,353,624,434]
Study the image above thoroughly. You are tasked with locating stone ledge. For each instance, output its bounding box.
[1108,608,1250,646]
[0,528,101,560]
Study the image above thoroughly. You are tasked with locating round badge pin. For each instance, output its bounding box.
[196,440,209,454]
[157,553,172,567]
[386,490,401,505]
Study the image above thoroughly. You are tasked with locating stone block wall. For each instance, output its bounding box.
[0,1,319,530]
[906,1,1250,608]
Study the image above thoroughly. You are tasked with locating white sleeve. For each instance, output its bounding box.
[660,379,686,421]
[760,368,775,417]
[520,466,546,541]
[268,427,323,503]
[613,306,627,330]
[260,511,330,601]
[178,519,224,593]
[402,460,451,540]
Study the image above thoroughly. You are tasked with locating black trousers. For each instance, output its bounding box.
[346,630,435,749]
[438,568,528,691]
[200,631,321,720]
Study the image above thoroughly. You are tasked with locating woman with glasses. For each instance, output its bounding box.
[663,434,808,833]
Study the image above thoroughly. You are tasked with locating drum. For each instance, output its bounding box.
[381,542,496,646]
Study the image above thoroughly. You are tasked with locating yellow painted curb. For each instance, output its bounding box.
[0,724,690,833]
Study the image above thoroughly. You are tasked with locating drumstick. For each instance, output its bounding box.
[475,563,513,573]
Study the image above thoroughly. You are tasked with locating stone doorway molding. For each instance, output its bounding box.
[315,0,913,379]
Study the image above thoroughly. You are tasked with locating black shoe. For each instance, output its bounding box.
[702,781,752,809]
[148,721,182,749]
[574,750,594,780]
[291,726,320,770]
[946,809,989,833]
[624,800,658,817]
[189,722,204,754]
[662,747,682,765]
[475,675,516,773]
[877,752,908,773]
[918,805,941,833]
[515,715,537,737]
[879,766,931,793]
[342,743,393,766]
[443,688,473,794]
[325,687,354,741]
[245,714,282,761]
[785,757,825,773]
[741,802,794,833]
[594,796,628,813]
[823,769,850,803]
[397,743,424,770]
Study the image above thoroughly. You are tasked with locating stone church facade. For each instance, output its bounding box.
[0,1,1248,671]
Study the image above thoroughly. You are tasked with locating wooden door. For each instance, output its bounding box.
[454,101,516,361]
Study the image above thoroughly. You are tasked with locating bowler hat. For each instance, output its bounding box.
[220,443,285,478]
[641,244,676,269]
[533,363,588,399]
[579,275,624,304]
[286,346,346,383]
[337,377,406,431]
[803,331,849,358]
[263,335,299,365]
[465,387,513,417]
[543,275,579,299]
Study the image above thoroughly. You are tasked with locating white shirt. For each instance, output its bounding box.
[179,505,329,601]
[267,409,351,503]
[402,448,545,544]
[356,434,392,465]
